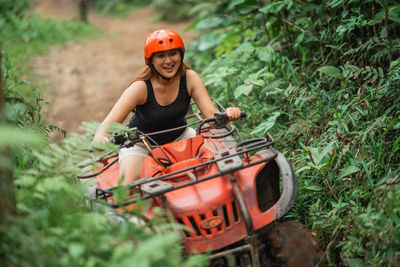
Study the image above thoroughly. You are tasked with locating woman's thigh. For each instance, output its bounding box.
[118,127,196,184]
[119,155,145,185]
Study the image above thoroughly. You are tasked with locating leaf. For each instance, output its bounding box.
[113,185,130,203]
[195,17,226,29]
[257,46,275,63]
[346,257,363,267]
[328,0,346,8]
[316,143,335,166]
[295,165,311,175]
[259,0,292,14]
[69,243,86,259]
[388,5,400,23]
[232,42,255,62]
[338,165,360,180]
[237,5,259,14]
[250,112,281,135]
[14,176,37,187]
[234,84,253,98]
[198,31,226,51]
[0,125,44,147]
[252,80,265,86]
[316,66,342,78]
[132,232,181,263]
[299,185,325,194]
[227,0,246,10]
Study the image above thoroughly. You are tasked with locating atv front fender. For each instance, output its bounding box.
[274,152,298,218]
[236,151,298,230]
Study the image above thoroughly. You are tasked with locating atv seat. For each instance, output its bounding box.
[141,135,214,178]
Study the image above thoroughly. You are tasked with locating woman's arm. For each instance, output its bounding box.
[187,70,241,122]
[187,69,217,118]
[93,81,147,143]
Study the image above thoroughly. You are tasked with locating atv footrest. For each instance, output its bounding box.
[209,244,251,261]
[215,147,243,174]
[140,180,173,195]
[96,188,113,200]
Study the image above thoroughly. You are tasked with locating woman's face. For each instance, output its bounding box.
[151,49,182,79]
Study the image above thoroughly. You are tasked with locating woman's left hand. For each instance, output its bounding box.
[225,107,242,123]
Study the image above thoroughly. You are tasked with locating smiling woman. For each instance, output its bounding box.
[93,29,242,184]
[153,49,181,76]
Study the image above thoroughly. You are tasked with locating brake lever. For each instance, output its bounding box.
[214,111,247,128]
[110,128,140,147]
[110,133,126,146]
[214,112,228,129]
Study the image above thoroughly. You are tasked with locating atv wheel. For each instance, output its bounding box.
[260,221,325,267]
[209,258,227,267]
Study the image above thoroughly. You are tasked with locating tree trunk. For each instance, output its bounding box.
[79,0,90,23]
[0,47,17,223]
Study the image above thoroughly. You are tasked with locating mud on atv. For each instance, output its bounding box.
[77,100,325,267]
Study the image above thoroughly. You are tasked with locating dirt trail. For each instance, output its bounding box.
[32,0,193,139]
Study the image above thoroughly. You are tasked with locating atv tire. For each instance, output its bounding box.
[260,221,325,267]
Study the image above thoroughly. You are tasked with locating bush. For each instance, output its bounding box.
[91,0,149,17]
[0,124,207,267]
[186,0,400,265]
[0,0,29,20]
[0,5,207,266]
[152,0,195,22]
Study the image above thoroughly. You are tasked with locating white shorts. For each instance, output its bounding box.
[119,127,196,161]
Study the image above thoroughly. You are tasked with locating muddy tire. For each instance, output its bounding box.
[260,221,325,267]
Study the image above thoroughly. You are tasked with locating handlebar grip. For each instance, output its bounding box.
[110,133,126,145]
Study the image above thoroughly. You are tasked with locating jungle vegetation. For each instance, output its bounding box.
[1,0,399,266]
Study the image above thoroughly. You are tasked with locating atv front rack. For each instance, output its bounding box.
[94,137,276,208]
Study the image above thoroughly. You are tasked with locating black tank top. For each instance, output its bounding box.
[129,74,191,145]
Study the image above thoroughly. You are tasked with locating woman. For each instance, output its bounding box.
[93,29,241,185]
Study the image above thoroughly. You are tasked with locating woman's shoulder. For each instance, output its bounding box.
[185,69,206,96]
[124,80,147,104]
[128,79,147,89]
[185,69,203,86]
[129,79,147,88]
[185,69,200,79]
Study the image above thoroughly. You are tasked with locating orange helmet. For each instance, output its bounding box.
[144,29,185,65]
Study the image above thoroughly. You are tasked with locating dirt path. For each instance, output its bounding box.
[32,0,193,139]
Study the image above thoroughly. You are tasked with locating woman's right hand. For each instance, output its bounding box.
[92,135,109,145]
[225,107,242,123]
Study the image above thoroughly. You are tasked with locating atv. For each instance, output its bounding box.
[78,100,324,267]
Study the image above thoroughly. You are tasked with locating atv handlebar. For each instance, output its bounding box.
[214,111,246,127]
[111,111,246,148]
[196,111,246,135]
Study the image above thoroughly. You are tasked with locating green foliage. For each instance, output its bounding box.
[152,0,195,22]
[0,123,206,266]
[1,50,63,135]
[91,0,149,17]
[0,7,206,266]
[0,3,99,138]
[0,0,29,20]
[0,125,44,147]
[187,0,400,265]
[1,1,399,265]
[0,14,99,72]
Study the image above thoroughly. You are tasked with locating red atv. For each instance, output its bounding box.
[79,101,324,267]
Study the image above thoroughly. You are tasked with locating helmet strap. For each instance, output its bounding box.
[149,64,172,81]
[149,59,183,81]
